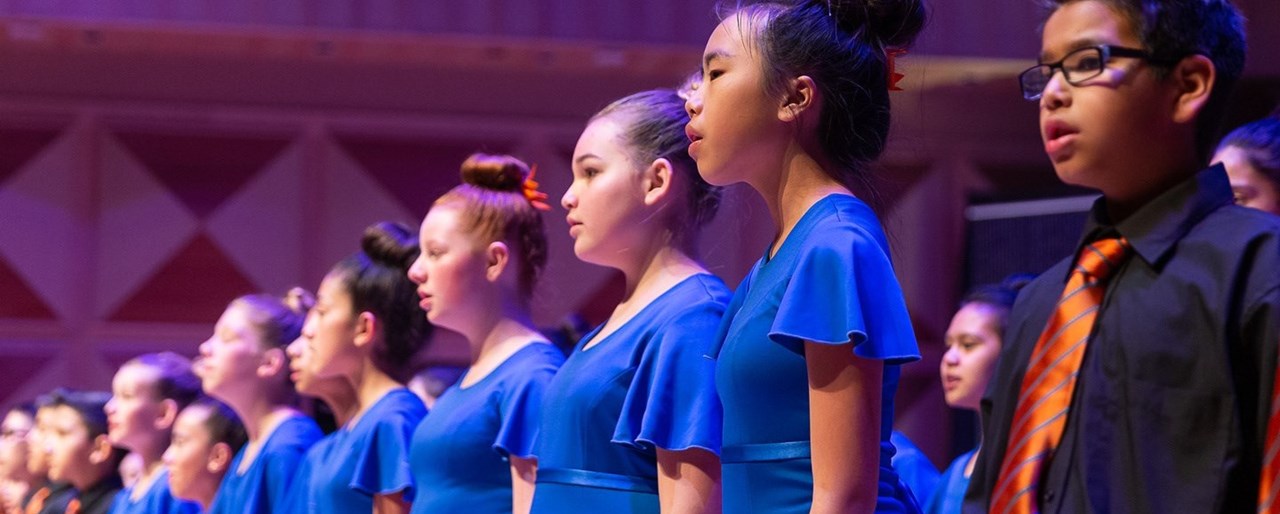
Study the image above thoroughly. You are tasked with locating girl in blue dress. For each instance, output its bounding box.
[104,353,203,514]
[162,398,248,512]
[684,1,927,512]
[282,318,360,514]
[405,153,564,514]
[196,289,322,514]
[532,88,728,514]
[925,277,1029,514]
[295,221,430,514]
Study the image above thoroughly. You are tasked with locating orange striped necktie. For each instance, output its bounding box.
[24,487,49,514]
[63,498,79,514]
[1261,361,1280,512]
[990,237,1131,514]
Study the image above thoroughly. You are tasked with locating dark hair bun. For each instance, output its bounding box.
[825,0,927,49]
[361,221,419,271]
[460,153,531,194]
[283,287,316,315]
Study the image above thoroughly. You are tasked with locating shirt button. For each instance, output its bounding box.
[1044,489,1056,503]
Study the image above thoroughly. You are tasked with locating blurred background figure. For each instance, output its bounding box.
[1214,115,1280,215]
[925,274,1032,514]
[0,403,37,514]
[162,398,248,512]
[405,366,466,410]
[118,453,144,490]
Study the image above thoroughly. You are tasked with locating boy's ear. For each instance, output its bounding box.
[353,312,377,349]
[154,398,180,431]
[485,242,511,283]
[641,158,675,207]
[208,442,233,473]
[258,347,288,378]
[1170,54,1215,124]
[88,434,115,465]
[778,75,818,123]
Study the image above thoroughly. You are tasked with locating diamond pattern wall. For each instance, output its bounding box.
[0,112,759,413]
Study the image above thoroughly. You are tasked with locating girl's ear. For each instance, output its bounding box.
[258,347,288,379]
[207,442,233,473]
[154,398,180,431]
[485,242,511,283]
[778,75,818,123]
[353,312,378,350]
[642,158,675,207]
[88,434,115,465]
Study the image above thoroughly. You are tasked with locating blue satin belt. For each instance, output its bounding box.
[537,468,659,494]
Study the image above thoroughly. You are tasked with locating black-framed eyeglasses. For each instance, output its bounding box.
[1019,44,1165,101]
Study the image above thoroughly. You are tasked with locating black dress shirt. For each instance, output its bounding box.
[29,482,75,514]
[70,476,121,514]
[964,166,1280,513]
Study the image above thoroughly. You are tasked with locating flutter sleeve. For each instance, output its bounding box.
[769,225,919,364]
[348,396,425,501]
[613,281,728,454]
[493,346,564,459]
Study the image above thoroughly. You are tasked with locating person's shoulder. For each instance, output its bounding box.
[502,343,566,379]
[276,414,323,439]
[649,275,730,324]
[1188,204,1280,269]
[797,199,891,260]
[368,389,427,425]
[1201,203,1280,237]
[684,273,732,304]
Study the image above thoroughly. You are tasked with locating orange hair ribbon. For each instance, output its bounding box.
[521,164,551,212]
[887,48,907,92]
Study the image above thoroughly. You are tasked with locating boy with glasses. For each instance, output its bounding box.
[965,1,1280,513]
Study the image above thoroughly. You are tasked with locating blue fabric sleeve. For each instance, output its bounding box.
[105,489,129,514]
[348,414,418,500]
[169,497,200,514]
[493,355,560,459]
[770,224,920,364]
[613,301,724,454]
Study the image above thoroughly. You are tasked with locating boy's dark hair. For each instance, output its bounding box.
[5,401,35,420]
[330,221,432,383]
[188,397,248,454]
[722,0,927,197]
[47,388,129,470]
[125,352,202,409]
[46,388,113,438]
[1217,116,1280,184]
[1043,0,1246,161]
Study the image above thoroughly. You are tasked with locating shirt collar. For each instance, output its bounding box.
[77,475,123,511]
[1066,164,1233,281]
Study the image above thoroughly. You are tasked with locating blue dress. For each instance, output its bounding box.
[713,194,921,513]
[280,432,339,514]
[891,430,940,506]
[301,389,426,514]
[208,415,322,514]
[531,274,730,513]
[923,450,974,514]
[107,470,199,514]
[409,343,564,514]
